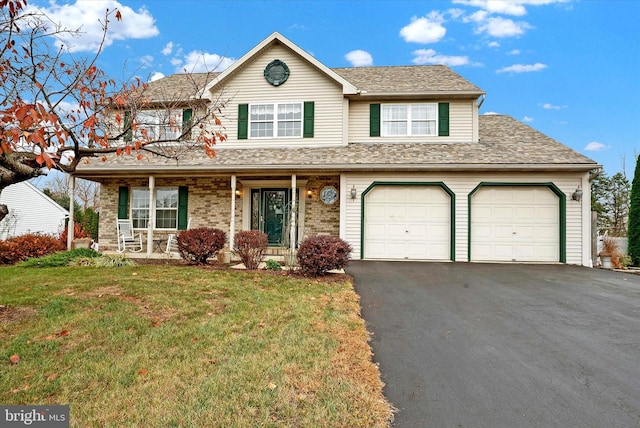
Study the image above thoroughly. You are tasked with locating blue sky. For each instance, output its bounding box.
[29,0,640,178]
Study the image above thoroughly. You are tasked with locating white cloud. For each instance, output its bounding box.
[149,72,165,82]
[542,102,565,109]
[507,49,521,55]
[345,50,373,67]
[29,1,159,53]
[412,49,470,66]
[447,8,465,19]
[497,62,547,73]
[139,55,153,68]
[453,0,570,16]
[482,111,501,115]
[175,51,235,73]
[454,0,528,16]
[477,16,532,37]
[488,41,501,48]
[400,12,447,44]
[162,42,174,56]
[584,141,609,152]
[522,116,534,122]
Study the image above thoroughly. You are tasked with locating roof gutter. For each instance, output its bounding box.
[347,90,486,100]
[74,162,601,178]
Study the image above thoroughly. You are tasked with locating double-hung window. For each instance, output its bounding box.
[249,102,302,138]
[131,187,179,229]
[136,110,183,140]
[382,103,437,137]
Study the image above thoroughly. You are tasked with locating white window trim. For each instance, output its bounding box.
[131,187,179,230]
[381,103,437,137]
[135,109,183,141]
[248,102,303,139]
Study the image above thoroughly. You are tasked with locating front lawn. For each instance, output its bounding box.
[0,265,392,427]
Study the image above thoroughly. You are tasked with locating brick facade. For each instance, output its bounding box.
[99,175,340,252]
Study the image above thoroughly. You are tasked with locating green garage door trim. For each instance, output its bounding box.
[467,182,566,263]
[360,181,456,261]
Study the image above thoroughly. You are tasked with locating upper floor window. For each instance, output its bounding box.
[250,103,302,138]
[382,104,437,137]
[127,109,192,142]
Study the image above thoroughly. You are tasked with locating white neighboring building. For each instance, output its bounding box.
[0,181,69,240]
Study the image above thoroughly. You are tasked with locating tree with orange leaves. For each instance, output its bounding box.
[0,0,227,222]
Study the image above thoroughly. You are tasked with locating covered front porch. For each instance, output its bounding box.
[70,172,341,257]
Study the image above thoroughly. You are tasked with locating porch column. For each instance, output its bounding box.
[66,175,75,250]
[290,174,296,252]
[230,175,236,251]
[146,175,155,255]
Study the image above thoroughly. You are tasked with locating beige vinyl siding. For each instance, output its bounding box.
[210,44,345,148]
[348,100,476,143]
[343,172,589,265]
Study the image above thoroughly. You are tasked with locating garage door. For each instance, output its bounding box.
[364,185,451,260]
[471,186,559,262]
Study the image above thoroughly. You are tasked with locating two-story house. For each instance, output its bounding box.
[75,32,598,265]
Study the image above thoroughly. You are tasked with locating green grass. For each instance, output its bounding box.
[0,265,391,427]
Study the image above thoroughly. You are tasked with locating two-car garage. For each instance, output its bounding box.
[361,183,563,263]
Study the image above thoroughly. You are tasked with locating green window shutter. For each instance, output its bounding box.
[182,108,193,139]
[369,103,381,137]
[438,102,450,137]
[123,111,132,142]
[178,186,188,230]
[303,101,315,138]
[238,104,248,140]
[117,186,129,219]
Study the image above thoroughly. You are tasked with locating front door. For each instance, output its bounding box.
[251,188,298,246]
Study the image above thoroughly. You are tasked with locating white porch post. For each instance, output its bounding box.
[290,174,297,252]
[146,176,155,255]
[66,175,75,249]
[230,175,237,251]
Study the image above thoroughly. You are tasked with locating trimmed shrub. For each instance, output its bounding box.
[233,230,268,270]
[0,234,66,265]
[265,259,282,271]
[19,248,99,268]
[297,235,352,277]
[177,227,226,265]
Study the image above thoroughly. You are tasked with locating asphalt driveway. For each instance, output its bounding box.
[347,262,640,428]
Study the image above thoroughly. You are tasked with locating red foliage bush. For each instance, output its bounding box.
[59,222,87,244]
[177,227,226,265]
[0,234,66,265]
[297,235,352,277]
[233,230,268,270]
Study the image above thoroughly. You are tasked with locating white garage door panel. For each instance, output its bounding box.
[472,187,559,262]
[364,186,450,260]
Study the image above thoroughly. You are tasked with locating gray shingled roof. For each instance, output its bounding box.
[332,65,484,94]
[142,65,483,100]
[143,73,215,102]
[76,115,596,176]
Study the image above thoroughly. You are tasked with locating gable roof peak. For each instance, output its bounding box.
[199,31,359,97]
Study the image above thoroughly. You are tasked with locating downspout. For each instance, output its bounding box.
[477,94,485,109]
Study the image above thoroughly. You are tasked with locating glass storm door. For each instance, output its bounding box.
[250,188,299,246]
